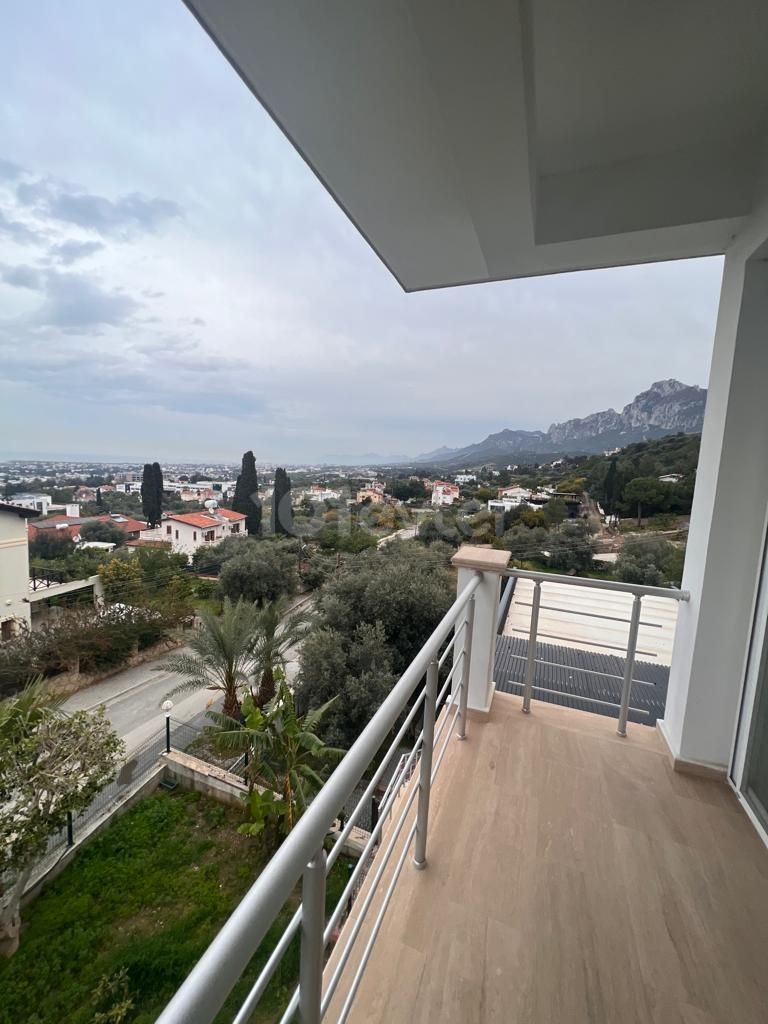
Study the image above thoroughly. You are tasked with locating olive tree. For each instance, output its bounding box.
[0,681,123,956]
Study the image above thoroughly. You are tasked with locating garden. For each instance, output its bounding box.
[0,790,351,1024]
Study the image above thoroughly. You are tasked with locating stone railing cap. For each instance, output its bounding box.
[451,544,511,573]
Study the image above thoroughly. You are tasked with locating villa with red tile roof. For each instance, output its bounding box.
[140,508,247,560]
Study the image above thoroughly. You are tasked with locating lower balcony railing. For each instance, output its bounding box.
[156,572,481,1024]
[499,567,689,735]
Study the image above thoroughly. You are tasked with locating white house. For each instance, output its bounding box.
[0,501,35,637]
[454,473,476,485]
[432,481,460,507]
[7,492,52,516]
[497,485,532,506]
[141,508,247,561]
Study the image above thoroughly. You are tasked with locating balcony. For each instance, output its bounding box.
[326,693,768,1023]
[156,546,768,1024]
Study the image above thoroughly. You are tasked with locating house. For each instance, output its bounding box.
[497,485,532,505]
[659,473,683,484]
[7,492,53,516]
[159,6,768,1023]
[140,508,247,560]
[0,502,104,637]
[454,473,476,485]
[356,487,386,505]
[431,481,460,507]
[0,501,36,637]
[27,512,146,544]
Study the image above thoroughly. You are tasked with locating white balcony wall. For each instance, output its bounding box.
[662,208,768,772]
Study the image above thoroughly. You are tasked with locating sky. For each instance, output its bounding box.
[0,2,724,465]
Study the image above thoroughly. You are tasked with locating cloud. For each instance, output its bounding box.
[0,262,42,290]
[141,288,165,299]
[0,209,42,245]
[27,270,140,330]
[48,239,105,265]
[15,175,182,239]
[0,158,25,182]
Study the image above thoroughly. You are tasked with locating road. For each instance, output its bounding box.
[61,652,219,753]
[377,525,417,547]
[62,592,316,752]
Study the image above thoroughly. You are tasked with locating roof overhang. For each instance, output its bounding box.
[184,0,768,291]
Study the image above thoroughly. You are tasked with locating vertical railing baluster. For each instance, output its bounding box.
[413,660,438,869]
[522,580,542,713]
[617,594,643,737]
[457,596,474,740]
[299,847,327,1024]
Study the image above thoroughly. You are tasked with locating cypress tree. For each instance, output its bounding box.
[141,463,158,527]
[233,450,262,535]
[271,467,293,536]
[152,462,164,523]
[603,457,618,516]
[95,487,103,507]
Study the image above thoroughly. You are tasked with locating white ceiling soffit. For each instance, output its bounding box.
[184,0,768,291]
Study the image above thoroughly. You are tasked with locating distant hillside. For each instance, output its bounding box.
[414,380,706,467]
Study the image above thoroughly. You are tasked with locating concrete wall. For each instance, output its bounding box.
[161,750,249,808]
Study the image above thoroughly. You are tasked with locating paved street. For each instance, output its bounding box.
[62,652,222,753]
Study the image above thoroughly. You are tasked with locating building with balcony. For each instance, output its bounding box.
[149,4,768,1021]
[140,508,247,560]
[431,481,460,507]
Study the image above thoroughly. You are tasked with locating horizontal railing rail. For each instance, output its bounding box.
[156,572,481,1024]
[498,567,689,736]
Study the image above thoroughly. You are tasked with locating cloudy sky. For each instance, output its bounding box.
[0,2,723,465]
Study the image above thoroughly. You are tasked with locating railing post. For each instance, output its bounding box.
[522,580,542,713]
[617,594,643,737]
[299,847,327,1024]
[66,810,74,847]
[413,660,438,869]
[457,598,474,739]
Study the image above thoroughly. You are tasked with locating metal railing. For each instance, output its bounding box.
[29,565,66,590]
[499,567,689,736]
[156,572,480,1024]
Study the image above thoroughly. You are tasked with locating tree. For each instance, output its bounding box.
[271,467,293,536]
[98,558,144,603]
[80,520,125,547]
[233,451,262,536]
[152,462,164,522]
[213,684,342,840]
[0,680,123,955]
[162,597,259,718]
[29,531,74,561]
[141,464,161,528]
[249,596,313,708]
[296,622,397,749]
[603,458,618,515]
[95,487,103,508]
[218,542,298,605]
[624,477,666,525]
[546,523,594,573]
[615,535,680,586]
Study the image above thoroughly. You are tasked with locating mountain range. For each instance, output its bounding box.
[414,380,706,466]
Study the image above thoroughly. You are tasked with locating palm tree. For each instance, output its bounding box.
[210,683,343,834]
[250,597,313,708]
[161,597,259,719]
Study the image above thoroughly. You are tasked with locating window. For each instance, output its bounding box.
[166,525,172,536]
[231,524,240,534]
[1,619,14,643]
[175,529,179,539]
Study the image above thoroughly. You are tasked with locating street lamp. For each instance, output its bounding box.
[161,699,174,753]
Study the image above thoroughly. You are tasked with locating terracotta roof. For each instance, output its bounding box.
[215,508,246,521]
[166,512,225,529]
[96,515,147,533]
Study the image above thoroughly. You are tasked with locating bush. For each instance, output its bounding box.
[218,541,297,605]
[615,535,683,586]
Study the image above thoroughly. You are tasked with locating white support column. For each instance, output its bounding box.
[661,234,768,772]
[451,546,511,713]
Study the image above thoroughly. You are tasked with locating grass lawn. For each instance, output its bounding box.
[0,791,352,1024]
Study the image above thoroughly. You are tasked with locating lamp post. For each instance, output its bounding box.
[162,699,174,753]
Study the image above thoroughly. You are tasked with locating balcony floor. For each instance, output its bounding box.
[330,693,768,1024]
